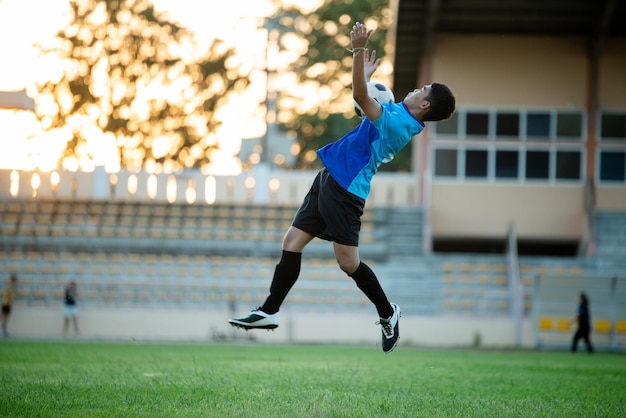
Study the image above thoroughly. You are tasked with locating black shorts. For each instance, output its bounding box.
[292,168,365,246]
[1,305,10,315]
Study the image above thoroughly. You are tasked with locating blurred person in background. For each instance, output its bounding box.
[63,281,80,336]
[571,292,593,353]
[1,274,18,338]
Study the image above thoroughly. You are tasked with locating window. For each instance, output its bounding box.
[556,151,581,180]
[526,112,551,139]
[434,108,586,141]
[496,113,519,138]
[495,150,519,179]
[526,151,550,179]
[432,108,589,183]
[599,151,626,181]
[436,112,458,136]
[601,113,626,140]
[556,112,583,139]
[465,150,488,178]
[466,112,489,136]
[434,149,458,177]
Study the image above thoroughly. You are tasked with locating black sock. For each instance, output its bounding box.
[260,250,302,314]
[350,261,393,318]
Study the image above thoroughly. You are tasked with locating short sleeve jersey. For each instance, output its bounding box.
[316,102,425,199]
[3,285,14,306]
[65,287,76,306]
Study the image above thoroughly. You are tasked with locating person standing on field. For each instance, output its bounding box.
[63,281,80,336]
[571,292,593,353]
[1,274,18,338]
[229,20,455,353]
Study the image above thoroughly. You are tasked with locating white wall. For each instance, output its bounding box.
[7,304,535,349]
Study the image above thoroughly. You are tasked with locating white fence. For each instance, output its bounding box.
[0,167,421,208]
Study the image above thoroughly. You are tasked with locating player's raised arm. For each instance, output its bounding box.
[351,22,382,121]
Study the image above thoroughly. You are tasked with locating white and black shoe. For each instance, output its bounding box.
[377,303,400,353]
[229,309,280,331]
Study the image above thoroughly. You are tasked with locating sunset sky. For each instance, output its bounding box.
[0,0,319,174]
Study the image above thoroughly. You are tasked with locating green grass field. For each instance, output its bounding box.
[1,341,625,417]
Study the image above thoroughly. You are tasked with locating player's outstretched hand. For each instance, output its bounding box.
[350,21,371,49]
[364,48,381,82]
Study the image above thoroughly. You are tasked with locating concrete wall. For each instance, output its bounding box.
[599,38,626,108]
[431,183,585,239]
[596,185,626,211]
[7,304,535,349]
[434,35,589,108]
[433,35,625,108]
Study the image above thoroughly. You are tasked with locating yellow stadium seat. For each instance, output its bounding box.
[594,319,611,333]
[441,262,456,272]
[462,299,476,308]
[538,317,553,330]
[569,266,585,276]
[442,274,455,283]
[493,276,508,285]
[477,275,491,284]
[460,263,473,272]
[460,275,473,283]
[121,291,135,300]
[492,263,506,273]
[615,321,626,334]
[557,318,572,331]
[475,263,490,272]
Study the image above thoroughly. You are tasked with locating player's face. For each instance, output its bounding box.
[402,84,431,114]
[403,85,432,108]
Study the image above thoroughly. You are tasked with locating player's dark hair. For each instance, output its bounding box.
[423,82,456,122]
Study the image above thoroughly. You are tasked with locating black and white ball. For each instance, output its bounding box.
[353,82,395,118]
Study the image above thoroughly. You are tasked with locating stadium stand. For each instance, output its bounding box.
[1,168,625,349]
[595,211,626,262]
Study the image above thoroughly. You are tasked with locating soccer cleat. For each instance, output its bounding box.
[229,309,280,330]
[377,303,401,353]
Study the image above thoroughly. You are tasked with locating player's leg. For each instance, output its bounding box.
[63,306,69,336]
[571,330,581,352]
[583,330,593,353]
[228,227,313,330]
[1,307,10,337]
[71,307,80,335]
[230,172,325,331]
[334,243,393,318]
[335,242,400,353]
[260,226,315,314]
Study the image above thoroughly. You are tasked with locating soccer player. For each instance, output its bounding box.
[229,21,455,353]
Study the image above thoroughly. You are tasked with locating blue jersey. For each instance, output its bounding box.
[316,102,425,199]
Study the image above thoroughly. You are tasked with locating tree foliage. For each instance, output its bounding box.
[37,0,248,172]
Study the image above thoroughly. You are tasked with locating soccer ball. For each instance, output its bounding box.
[353,82,395,118]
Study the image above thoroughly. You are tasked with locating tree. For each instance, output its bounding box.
[36,0,248,172]
[262,0,410,171]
